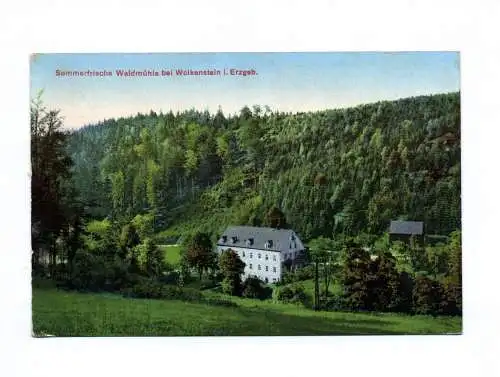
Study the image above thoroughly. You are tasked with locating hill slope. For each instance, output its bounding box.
[68,92,461,240]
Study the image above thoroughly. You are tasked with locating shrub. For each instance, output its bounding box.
[177,286,204,302]
[69,251,133,292]
[412,275,444,315]
[295,265,315,281]
[273,284,309,306]
[323,295,348,311]
[341,245,372,311]
[368,251,401,312]
[281,271,297,285]
[135,238,165,277]
[52,263,71,283]
[219,249,245,296]
[440,278,462,316]
[396,271,414,313]
[199,279,218,290]
[158,270,180,285]
[185,232,217,280]
[131,213,155,240]
[242,276,272,300]
[69,250,102,291]
[221,276,242,296]
[32,278,58,290]
[119,223,141,258]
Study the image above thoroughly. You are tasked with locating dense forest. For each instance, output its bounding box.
[68,92,461,241]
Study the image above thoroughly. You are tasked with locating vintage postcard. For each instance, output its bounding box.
[30,52,461,336]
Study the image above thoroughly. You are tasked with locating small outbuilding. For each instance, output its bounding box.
[389,220,424,245]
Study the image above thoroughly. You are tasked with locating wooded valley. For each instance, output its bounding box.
[31,91,462,335]
[67,92,460,240]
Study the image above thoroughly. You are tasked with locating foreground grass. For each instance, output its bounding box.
[32,288,461,336]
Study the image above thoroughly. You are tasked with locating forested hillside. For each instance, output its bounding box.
[68,92,460,241]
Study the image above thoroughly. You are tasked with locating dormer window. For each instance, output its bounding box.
[231,236,238,244]
[221,236,227,243]
[290,234,295,241]
[246,238,254,246]
[265,240,273,248]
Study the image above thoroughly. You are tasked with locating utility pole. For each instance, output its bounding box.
[314,260,320,311]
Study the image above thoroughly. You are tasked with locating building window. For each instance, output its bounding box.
[250,252,253,258]
[273,267,276,273]
[272,278,276,282]
[265,277,269,283]
[273,255,276,261]
[242,251,245,257]
[258,253,261,259]
[249,264,253,269]
[265,254,268,260]
[258,264,261,270]
[265,266,269,271]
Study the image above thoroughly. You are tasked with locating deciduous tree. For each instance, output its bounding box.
[219,248,245,296]
[185,232,216,280]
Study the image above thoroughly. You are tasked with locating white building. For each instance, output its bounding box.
[216,226,305,283]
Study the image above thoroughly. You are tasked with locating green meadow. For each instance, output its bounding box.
[32,288,461,337]
[158,245,182,266]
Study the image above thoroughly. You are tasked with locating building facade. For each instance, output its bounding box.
[216,226,305,283]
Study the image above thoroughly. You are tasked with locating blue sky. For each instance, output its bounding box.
[30,52,460,129]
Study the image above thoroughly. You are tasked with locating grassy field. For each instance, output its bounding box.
[158,245,182,266]
[32,288,462,336]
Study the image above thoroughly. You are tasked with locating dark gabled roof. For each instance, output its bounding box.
[389,220,424,235]
[217,225,304,253]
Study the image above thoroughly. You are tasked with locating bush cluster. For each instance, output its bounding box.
[67,251,138,292]
[121,278,237,307]
[340,242,462,316]
[412,275,461,316]
[280,265,315,285]
[273,284,310,306]
[241,276,272,300]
